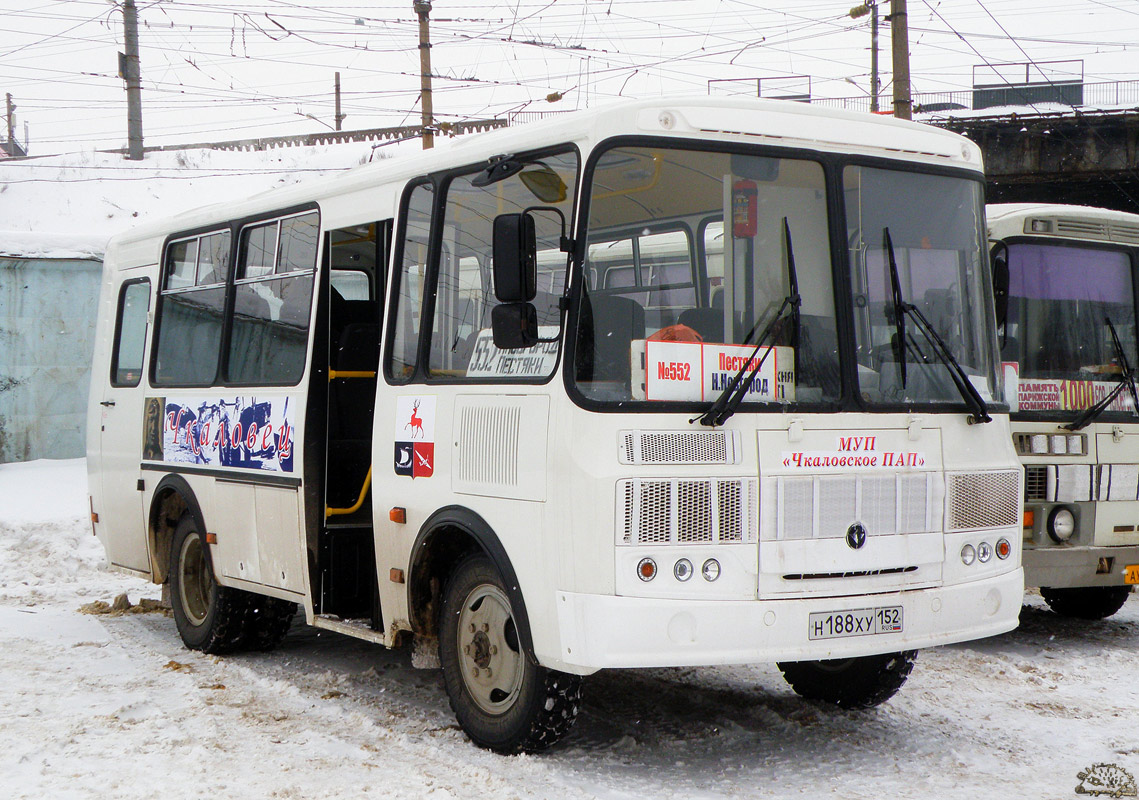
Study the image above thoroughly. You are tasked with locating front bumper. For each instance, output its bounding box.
[551,568,1023,673]
[1023,544,1139,589]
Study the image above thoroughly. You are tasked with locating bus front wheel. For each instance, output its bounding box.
[1041,585,1132,620]
[169,514,248,654]
[439,554,582,753]
[777,650,917,709]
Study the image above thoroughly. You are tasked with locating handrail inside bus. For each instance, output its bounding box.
[328,369,377,380]
[326,466,372,518]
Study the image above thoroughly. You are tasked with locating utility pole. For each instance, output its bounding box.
[5,93,14,147]
[334,72,345,131]
[414,0,434,149]
[889,0,912,120]
[849,2,881,112]
[121,0,144,159]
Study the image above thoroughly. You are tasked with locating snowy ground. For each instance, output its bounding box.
[2,459,1138,800]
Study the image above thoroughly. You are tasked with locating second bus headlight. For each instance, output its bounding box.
[1047,506,1076,543]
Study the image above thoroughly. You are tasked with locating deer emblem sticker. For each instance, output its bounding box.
[395,396,436,478]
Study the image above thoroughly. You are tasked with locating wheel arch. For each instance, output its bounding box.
[148,474,206,585]
[407,505,535,660]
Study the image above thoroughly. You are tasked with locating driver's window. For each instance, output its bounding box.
[426,150,579,380]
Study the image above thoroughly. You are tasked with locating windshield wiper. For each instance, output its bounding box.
[1064,316,1139,431]
[694,217,800,427]
[882,227,992,424]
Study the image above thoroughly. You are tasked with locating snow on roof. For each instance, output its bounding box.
[0,142,386,259]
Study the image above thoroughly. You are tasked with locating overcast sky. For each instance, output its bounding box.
[2,0,1138,154]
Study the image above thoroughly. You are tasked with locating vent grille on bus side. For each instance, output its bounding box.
[1053,218,1109,240]
[774,473,933,540]
[617,477,757,545]
[1111,222,1139,244]
[1024,465,1048,501]
[946,471,1020,531]
[619,430,742,465]
[457,405,521,486]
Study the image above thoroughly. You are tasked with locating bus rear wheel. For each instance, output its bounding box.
[169,514,248,654]
[1041,585,1132,620]
[439,554,582,754]
[777,650,917,709]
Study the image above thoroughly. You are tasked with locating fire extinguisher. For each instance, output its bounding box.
[732,179,757,238]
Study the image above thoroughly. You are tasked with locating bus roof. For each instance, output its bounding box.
[987,202,1139,246]
[106,96,985,269]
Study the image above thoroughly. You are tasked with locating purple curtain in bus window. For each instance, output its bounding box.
[1009,244,1131,302]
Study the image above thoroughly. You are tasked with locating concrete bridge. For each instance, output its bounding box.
[936,109,1139,215]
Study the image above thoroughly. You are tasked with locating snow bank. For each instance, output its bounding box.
[0,458,141,608]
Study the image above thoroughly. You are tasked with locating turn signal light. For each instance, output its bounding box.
[637,557,657,582]
[996,538,1012,560]
[1023,510,1034,529]
[389,507,406,524]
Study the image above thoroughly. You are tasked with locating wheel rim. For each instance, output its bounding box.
[178,530,213,627]
[455,583,525,715]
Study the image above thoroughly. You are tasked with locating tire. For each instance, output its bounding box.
[438,554,583,754]
[777,650,917,710]
[1041,585,1132,620]
[244,595,297,652]
[169,514,249,654]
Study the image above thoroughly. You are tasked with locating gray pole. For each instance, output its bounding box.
[334,72,345,131]
[123,0,144,159]
[870,3,880,113]
[414,0,434,150]
[5,93,14,146]
[890,0,912,119]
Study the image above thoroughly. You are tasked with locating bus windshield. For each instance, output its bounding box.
[573,145,841,406]
[1002,241,1138,414]
[845,166,1000,409]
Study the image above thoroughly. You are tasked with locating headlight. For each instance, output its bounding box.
[701,558,721,582]
[673,558,693,582]
[961,544,976,566]
[1047,506,1076,543]
[977,541,993,563]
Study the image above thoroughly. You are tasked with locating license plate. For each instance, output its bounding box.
[1125,565,1139,585]
[808,606,904,641]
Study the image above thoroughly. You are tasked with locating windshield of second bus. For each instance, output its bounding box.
[1002,241,1138,414]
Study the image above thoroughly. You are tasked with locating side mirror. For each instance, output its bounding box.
[493,213,537,302]
[991,243,1010,326]
[492,302,538,350]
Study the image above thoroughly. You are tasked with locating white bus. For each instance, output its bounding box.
[988,203,1139,619]
[88,98,1023,754]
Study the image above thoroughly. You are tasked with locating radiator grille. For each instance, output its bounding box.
[619,430,740,465]
[618,477,757,545]
[774,473,932,540]
[1025,465,1048,501]
[946,471,1020,531]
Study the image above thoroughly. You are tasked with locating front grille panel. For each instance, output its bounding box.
[1025,465,1048,501]
[618,477,757,546]
[774,473,933,540]
[946,471,1020,530]
[619,430,740,465]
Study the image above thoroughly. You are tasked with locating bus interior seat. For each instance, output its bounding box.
[577,293,645,387]
[678,308,724,342]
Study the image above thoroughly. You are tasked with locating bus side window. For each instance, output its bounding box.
[228,212,319,385]
[111,279,150,387]
[153,232,231,386]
